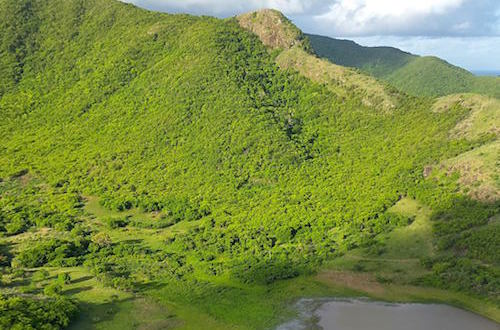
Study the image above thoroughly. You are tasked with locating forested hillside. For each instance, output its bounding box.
[0,0,498,329]
[308,34,500,98]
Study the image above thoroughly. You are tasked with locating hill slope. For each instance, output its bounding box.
[385,56,500,98]
[431,93,500,202]
[0,1,498,329]
[308,34,500,98]
[238,10,400,111]
[307,34,416,77]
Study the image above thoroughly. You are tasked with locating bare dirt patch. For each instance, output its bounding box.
[237,9,306,50]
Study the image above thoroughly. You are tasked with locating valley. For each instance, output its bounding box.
[0,0,498,329]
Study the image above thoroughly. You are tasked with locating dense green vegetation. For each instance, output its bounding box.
[308,34,500,98]
[0,294,77,330]
[385,57,500,98]
[0,0,498,328]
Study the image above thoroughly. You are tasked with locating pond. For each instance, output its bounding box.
[277,298,500,330]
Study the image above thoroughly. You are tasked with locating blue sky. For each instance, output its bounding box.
[122,0,500,71]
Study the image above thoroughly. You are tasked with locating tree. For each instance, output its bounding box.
[57,273,71,285]
[44,282,63,296]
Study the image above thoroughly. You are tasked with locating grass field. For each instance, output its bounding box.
[432,93,500,140]
[431,94,499,202]
[2,197,499,329]
[322,198,500,323]
[80,197,500,326]
[276,47,397,111]
[84,196,198,250]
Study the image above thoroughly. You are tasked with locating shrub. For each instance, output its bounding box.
[57,273,71,285]
[44,282,63,296]
[0,294,77,329]
[104,216,129,229]
[14,239,89,268]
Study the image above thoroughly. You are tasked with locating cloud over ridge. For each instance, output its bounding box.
[122,0,500,70]
[125,0,499,37]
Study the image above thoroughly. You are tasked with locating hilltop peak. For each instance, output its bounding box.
[237,10,397,111]
[236,9,310,51]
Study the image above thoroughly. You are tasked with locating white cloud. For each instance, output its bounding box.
[314,0,466,36]
[123,0,315,15]
[124,0,499,36]
[121,0,500,69]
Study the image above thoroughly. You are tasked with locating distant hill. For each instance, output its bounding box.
[308,34,500,98]
[307,34,416,77]
[472,70,500,77]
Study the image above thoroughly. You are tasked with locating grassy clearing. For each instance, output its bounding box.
[383,197,434,258]
[441,140,499,201]
[2,227,61,248]
[431,93,499,201]
[432,93,500,140]
[318,197,500,323]
[276,47,397,111]
[0,264,176,330]
[84,196,159,222]
[70,296,179,330]
[83,196,196,250]
[328,198,433,272]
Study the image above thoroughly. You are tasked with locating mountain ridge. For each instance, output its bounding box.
[236,9,400,111]
[307,33,500,98]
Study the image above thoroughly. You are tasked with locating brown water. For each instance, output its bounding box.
[277,299,500,330]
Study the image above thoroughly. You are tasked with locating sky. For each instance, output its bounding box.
[122,0,500,71]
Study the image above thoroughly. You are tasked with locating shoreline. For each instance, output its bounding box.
[276,296,500,330]
[303,270,500,324]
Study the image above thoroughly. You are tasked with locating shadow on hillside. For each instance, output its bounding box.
[121,239,144,245]
[65,285,95,295]
[132,281,165,292]
[0,242,14,266]
[70,275,93,285]
[67,283,180,330]
[68,297,136,330]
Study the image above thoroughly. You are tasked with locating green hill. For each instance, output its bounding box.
[0,1,498,329]
[307,34,416,77]
[308,34,500,98]
[385,56,500,98]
